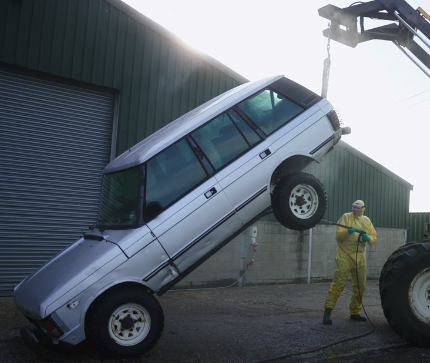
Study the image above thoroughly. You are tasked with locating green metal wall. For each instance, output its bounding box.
[0,0,413,230]
[0,0,246,156]
[408,213,430,242]
[264,141,412,229]
[305,141,412,228]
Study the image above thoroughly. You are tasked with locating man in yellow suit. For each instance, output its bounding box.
[323,200,377,325]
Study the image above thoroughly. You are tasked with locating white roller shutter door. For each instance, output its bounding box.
[0,69,115,296]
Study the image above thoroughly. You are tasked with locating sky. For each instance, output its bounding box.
[123,0,430,212]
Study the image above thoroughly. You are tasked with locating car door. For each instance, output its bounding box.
[145,138,241,274]
[190,106,277,225]
[207,89,309,225]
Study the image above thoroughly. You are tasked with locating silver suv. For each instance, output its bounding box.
[14,75,349,358]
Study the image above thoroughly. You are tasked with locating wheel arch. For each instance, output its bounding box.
[269,153,317,187]
[83,281,154,340]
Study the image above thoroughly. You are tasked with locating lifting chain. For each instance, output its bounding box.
[321,23,331,98]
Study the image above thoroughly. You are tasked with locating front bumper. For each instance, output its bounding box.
[20,326,65,362]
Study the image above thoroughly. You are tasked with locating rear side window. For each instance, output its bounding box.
[228,110,260,146]
[145,139,207,218]
[238,89,304,135]
[191,112,260,170]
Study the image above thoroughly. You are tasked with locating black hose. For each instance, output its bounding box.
[322,219,373,323]
[256,220,376,363]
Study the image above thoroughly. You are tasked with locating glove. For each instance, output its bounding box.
[360,233,371,242]
[348,227,358,234]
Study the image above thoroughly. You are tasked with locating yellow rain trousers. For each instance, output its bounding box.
[324,212,377,315]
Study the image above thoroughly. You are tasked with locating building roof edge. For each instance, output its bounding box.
[339,140,413,190]
[105,0,249,84]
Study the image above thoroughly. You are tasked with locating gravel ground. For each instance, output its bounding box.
[2,280,430,363]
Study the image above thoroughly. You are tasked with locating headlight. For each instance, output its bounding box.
[37,317,64,338]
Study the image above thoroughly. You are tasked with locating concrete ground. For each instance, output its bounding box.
[2,280,430,363]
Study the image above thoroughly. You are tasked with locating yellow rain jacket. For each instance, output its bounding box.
[324,206,377,315]
[335,212,377,258]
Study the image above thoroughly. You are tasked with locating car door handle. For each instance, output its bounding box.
[204,187,217,199]
[259,149,271,159]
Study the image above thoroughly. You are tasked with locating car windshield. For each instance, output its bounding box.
[96,166,140,229]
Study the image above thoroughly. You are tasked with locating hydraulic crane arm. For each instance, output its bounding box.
[319,0,430,78]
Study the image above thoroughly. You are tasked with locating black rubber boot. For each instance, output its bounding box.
[350,314,367,322]
[323,308,332,325]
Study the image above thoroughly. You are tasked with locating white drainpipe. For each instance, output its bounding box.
[307,228,313,284]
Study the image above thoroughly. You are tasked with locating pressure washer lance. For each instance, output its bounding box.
[321,219,366,236]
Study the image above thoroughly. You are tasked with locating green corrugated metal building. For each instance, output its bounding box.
[0,0,247,155]
[0,0,247,295]
[0,0,414,295]
[306,140,412,228]
[262,140,413,230]
[408,213,430,242]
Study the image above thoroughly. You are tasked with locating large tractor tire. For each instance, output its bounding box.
[272,172,327,230]
[379,241,430,347]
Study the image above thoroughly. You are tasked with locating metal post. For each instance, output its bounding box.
[239,231,248,287]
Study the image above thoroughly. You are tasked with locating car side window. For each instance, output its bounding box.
[145,138,207,219]
[228,109,261,146]
[191,113,255,170]
[237,89,304,135]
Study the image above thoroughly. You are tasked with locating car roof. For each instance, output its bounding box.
[104,75,284,173]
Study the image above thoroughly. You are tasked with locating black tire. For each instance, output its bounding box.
[378,242,420,287]
[379,241,430,347]
[91,287,164,357]
[272,172,327,230]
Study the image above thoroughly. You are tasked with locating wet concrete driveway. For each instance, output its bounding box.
[2,280,430,363]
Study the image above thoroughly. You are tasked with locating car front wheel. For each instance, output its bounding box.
[272,172,327,230]
[91,287,164,357]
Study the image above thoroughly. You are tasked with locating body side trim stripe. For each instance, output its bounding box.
[171,211,236,260]
[235,186,268,212]
[310,135,334,155]
[143,260,171,281]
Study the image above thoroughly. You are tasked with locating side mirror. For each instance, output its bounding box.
[341,126,351,135]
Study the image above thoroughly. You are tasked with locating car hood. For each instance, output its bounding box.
[14,236,125,319]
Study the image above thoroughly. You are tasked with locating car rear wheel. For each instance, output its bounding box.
[272,172,327,230]
[91,287,164,357]
[379,241,430,347]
